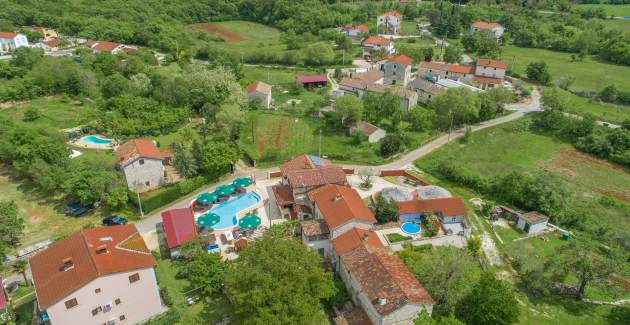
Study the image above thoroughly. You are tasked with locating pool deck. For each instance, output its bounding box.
[69,135,116,150]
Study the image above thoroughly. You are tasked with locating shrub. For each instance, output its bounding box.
[380,133,403,157]
[140,176,207,213]
[386,233,412,243]
[22,107,40,121]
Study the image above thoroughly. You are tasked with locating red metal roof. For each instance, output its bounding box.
[161,208,197,249]
[296,74,328,84]
[398,197,467,217]
[29,225,155,309]
[476,58,508,69]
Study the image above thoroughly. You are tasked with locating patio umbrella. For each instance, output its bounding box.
[239,214,261,229]
[214,184,236,197]
[232,177,253,188]
[197,213,221,227]
[197,192,218,205]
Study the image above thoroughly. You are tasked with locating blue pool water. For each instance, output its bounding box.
[202,192,261,230]
[401,222,421,235]
[84,135,113,144]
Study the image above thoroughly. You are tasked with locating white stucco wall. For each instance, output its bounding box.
[45,267,163,325]
[475,66,506,79]
[122,158,165,193]
[440,215,465,224]
[303,237,332,258]
[247,91,272,108]
[0,34,28,53]
[330,220,373,240]
[368,130,386,143]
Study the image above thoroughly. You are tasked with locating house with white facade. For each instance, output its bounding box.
[363,36,395,59]
[470,21,505,43]
[338,69,418,110]
[474,58,507,89]
[381,55,413,86]
[350,121,386,143]
[29,225,164,325]
[398,197,471,237]
[85,39,137,54]
[116,139,172,193]
[341,25,369,44]
[245,81,272,108]
[0,32,28,53]
[377,11,402,34]
[516,211,549,235]
[35,38,61,52]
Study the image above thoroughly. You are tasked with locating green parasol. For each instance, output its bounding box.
[197,192,218,205]
[238,214,261,229]
[214,184,236,196]
[197,213,221,227]
[232,177,253,188]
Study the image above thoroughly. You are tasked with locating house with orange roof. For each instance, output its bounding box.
[36,38,61,52]
[116,139,173,192]
[341,25,370,44]
[446,64,475,80]
[474,58,507,89]
[29,225,164,325]
[245,81,272,108]
[363,36,395,59]
[381,54,413,86]
[0,32,28,53]
[85,39,137,55]
[377,11,403,34]
[470,21,504,43]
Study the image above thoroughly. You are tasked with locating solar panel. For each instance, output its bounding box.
[309,155,323,167]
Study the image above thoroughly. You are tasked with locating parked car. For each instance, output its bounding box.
[65,201,94,217]
[102,215,128,226]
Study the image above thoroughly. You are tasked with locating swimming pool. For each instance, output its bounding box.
[83,135,113,144]
[401,222,421,235]
[201,192,261,230]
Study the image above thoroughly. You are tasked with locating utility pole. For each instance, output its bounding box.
[134,181,144,218]
[318,128,322,157]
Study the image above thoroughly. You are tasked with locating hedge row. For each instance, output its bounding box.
[136,176,208,213]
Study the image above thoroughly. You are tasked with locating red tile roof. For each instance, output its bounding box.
[86,39,120,52]
[364,36,391,46]
[398,198,467,217]
[308,184,375,230]
[301,219,330,237]
[355,25,369,33]
[245,81,272,95]
[476,58,508,69]
[272,184,294,206]
[161,208,197,249]
[42,38,61,47]
[286,166,347,188]
[296,74,328,84]
[380,11,402,17]
[332,227,384,256]
[280,154,332,174]
[30,225,155,309]
[389,54,413,66]
[474,76,502,85]
[351,121,381,136]
[448,64,475,74]
[0,32,18,39]
[116,139,171,166]
[471,21,501,30]
[341,247,435,315]
[418,61,449,71]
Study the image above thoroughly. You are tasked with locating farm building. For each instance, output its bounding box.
[350,121,386,143]
[245,81,272,108]
[516,211,549,235]
[296,75,328,90]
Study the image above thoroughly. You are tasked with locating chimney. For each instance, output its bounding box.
[95,245,108,255]
[377,293,387,306]
[332,193,343,202]
[62,257,74,271]
[362,233,369,241]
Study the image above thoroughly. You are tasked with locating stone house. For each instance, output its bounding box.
[516,212,549,235]
[377,11,402,34]
[417,61,449,81]
[0,32,28,53]
[446,64,475,81]
[410,78,443,104]
[245,81,272,108]
[474,58,507,89]
[350,121,386,143]
[116,139,172,193]
[470,21,505,43]
[381,55,413,86]
[29,225,163,325]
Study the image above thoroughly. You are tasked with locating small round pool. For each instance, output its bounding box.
[401,222,421,235]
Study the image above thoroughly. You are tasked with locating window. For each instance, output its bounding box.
[95,288,101,294]
[92,307,102,316]
[65,298,78,309]
[128,273,140,283]
[317,248,325,256]
[115,298,121,305]
[119,315,126,321]
[139,159,144,165]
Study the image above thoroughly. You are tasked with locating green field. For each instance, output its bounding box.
[600,18,630,31]
[502,46,630,92]
[560,89,630,124]
[0,97,97,130]
[190,21,285,57]
[579,4,630,16]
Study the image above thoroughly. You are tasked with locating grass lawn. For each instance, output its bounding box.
[502,45,630,93]
[0,96,97,130]
[599,18,630,31]
[155,257,231,324]
[190,21,285,57]
[578,4,630,17]
[560,88,630,124]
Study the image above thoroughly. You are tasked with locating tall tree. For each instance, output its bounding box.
[12,260,29,286]
[430,88,480,130]
[224,237,335,324]
[330,94,362,130]
[456,273,520,325]
[0,201,24,259]
[175,239,225,298]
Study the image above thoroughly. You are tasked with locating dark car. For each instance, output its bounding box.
[102,215,128,226]
[65,201,95,217]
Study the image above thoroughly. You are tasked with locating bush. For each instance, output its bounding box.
[386,233,411,243]
[22,107,40,121]
[380,133,403,157]
[140,176,207,213]
[526,61,552,85]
